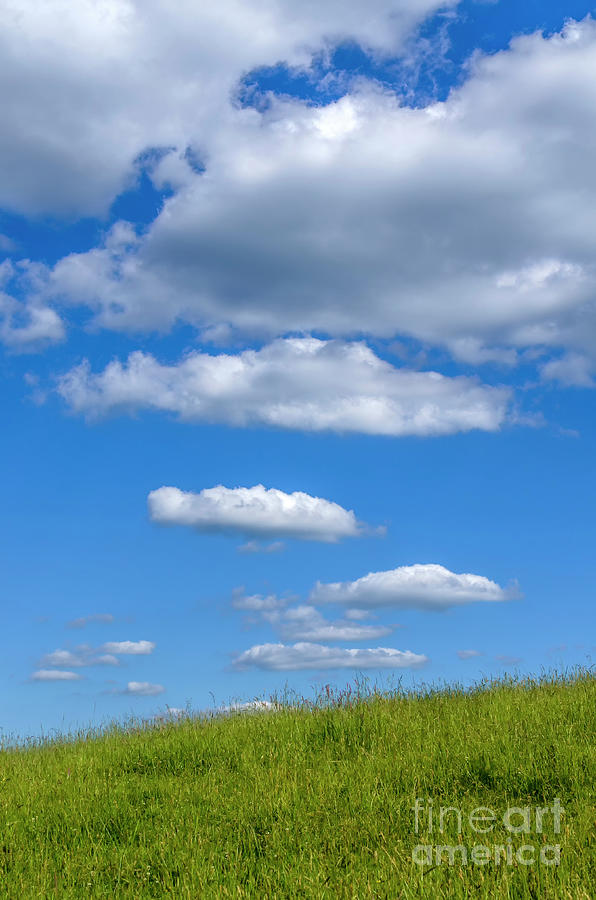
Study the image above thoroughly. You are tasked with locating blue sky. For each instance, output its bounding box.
[1,0,595,740]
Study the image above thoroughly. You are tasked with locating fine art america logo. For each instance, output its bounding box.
[412,798,563,867]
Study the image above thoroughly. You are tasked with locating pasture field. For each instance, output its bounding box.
[0,669,594,898]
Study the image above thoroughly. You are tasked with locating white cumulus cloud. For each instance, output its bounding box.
[28,18,596,369]
[0,272,63,351]
[231,591,289,613]
[102,640,155,655]
[148,483,364,542]
[541,353,595,388]
[311,563,515,610]
[38,640,154,668]
[39,647,120,668]
[274,605,397,642]
[31,669,82,682]
[0,0,454,218]
[233,642,428,670]
[57,338,510,437]
[231,590,397,640]
[0,260,64,349]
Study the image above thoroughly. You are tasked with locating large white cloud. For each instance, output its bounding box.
[0,0,453,217]
[58,338,509,436]
[34,19,596,366]
[148,483,363,542]
[233,641,428,670]
[311,563,514,610]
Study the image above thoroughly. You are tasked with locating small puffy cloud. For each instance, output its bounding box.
[231,591,289,613]
[233,642,428,671]
[311,563,515,611]
[0,263,64,349]
[344,609,374,621]
[31,669,82,682]
[39,640,154,667]
[101,640,155,655]
[219,700,275,714]
[93,654,120,666]
[148,483,364,543]
[274,605,397,642]
[67,613,114,629]
[154,707,186,721]
[40,649,84,668]
[232,590,397,640]
[40,647,120,668]
[123,681,165,696]
[57,339,510,438]
[457,649,482,660]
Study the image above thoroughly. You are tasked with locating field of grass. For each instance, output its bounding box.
[0,668,594,898]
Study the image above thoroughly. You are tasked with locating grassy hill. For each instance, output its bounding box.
[0,669,594,898]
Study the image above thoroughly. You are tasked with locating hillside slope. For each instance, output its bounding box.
[0,670,594,898]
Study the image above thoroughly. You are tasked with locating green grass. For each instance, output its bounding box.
[0,669,594,898]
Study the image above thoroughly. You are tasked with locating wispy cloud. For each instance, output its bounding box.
[123,681,165,696]
[240,600,398,643]
[0,233,16,252]
[67,613,114,629]
[457,649,482,660]
[237,540,285,554]
[495,654,523,666]
[231,591,289,613]
[541,353,595,388]
[273,606,397,643]
[344,609,374,621]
